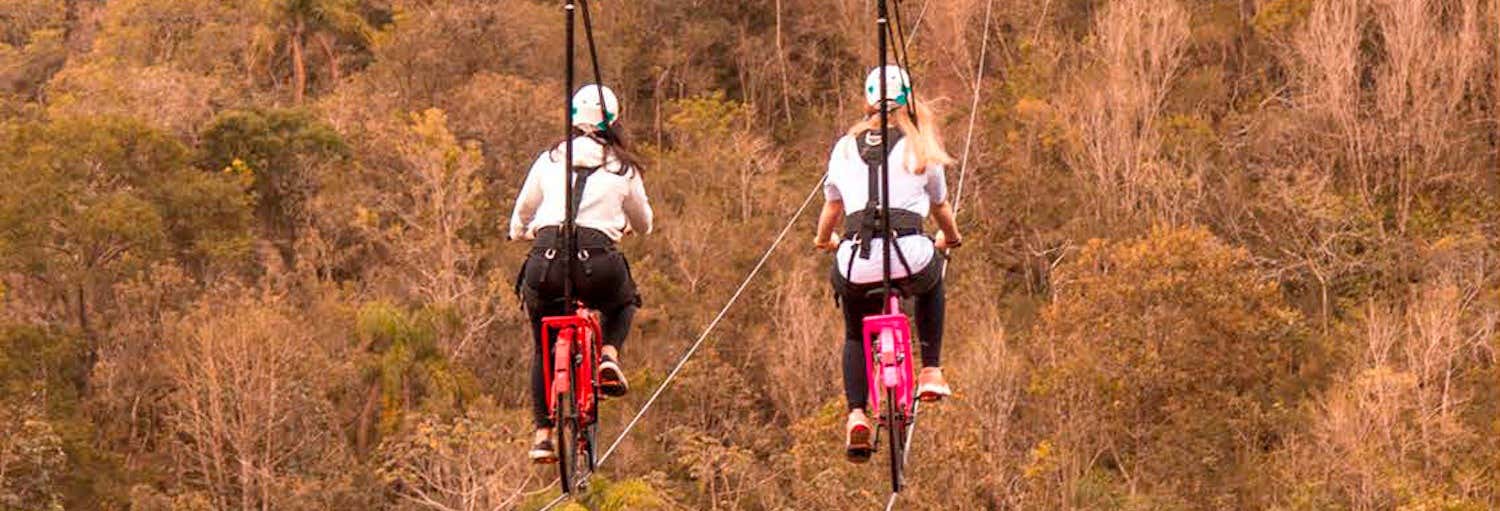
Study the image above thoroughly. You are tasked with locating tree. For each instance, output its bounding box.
[198,108,347,269]
[0,117,252,359]
[258,0,372,104]
[160,292,356,510]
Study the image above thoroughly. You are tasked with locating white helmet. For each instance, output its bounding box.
[864,65,912,109]
[571,84,620,132]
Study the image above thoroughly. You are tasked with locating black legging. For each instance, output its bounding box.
[837,263,945,412]
[520,228,639,428]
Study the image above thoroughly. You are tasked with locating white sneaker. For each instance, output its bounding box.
[599,356,628,397]
[846,409,874,463]
[528,428,557,464]
[916,367,952,402]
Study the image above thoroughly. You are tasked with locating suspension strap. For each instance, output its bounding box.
[579,0,612,132]
[877,0,894,299]
[888,0,920,127]
[886,0,994,509]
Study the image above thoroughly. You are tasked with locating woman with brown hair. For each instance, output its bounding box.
[510,84,652,463]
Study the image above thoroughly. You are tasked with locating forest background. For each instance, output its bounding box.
[2,0,1498,509]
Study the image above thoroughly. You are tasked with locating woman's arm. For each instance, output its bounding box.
[931,201,962,249]
[622,171,654,235]
[815,199,845,252]
[508,156,545,240]
[923,162,961,248]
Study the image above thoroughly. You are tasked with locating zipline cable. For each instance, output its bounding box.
[885,0,993,508]
[537,176,827,511]
[904,0,931,50]
[950,0,993,221]
[597,175,826,466]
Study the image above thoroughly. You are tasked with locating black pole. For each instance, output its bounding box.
[563,1,577,312]
[877,0,893,300]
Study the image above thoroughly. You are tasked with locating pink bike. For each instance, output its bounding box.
[861,290,918,492]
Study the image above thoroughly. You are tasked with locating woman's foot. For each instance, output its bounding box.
[916,367,952,402]
[599,346,629,397]
[846,409,874,463]
[529,428,557,464]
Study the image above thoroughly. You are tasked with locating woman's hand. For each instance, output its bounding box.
[935,230,963,250]
[815,234,840,253]
[814,200,845,254]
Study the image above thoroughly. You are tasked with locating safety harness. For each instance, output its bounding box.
[843,128,919,284]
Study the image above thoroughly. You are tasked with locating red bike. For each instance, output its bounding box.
[540,305,604,494]
[861,290,918,493]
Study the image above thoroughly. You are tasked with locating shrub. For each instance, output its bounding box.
[1029,226,1325,507]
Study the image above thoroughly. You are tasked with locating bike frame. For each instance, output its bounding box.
[861,292,916,431]
[541,304,604,494]
[541,307,604,427]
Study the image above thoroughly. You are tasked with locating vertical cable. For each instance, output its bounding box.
[877,0,893,299]
[562,1,577,311]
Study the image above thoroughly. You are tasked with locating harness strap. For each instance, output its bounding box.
[541,165,601,284]
[851,128,917,278]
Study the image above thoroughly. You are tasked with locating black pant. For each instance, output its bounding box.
[834,258,945,412]
[520,229,639,428]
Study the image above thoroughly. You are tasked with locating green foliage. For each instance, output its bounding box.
[666,91,751,147]
[1253,0,1312,37]
[518,477,672,511]
[198,108,348,265]
[0,325,126,510]
[0,324,85,406]
[356,302,475,438]
[0,116,253,279]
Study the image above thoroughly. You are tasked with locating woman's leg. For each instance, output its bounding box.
[841,290,882,411]
[601,303,637,351]
[529,306,558,428]
[523,253,567,429]
[914,278,946,368]
[582,250,638,352]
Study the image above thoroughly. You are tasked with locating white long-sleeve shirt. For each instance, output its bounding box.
[509,136,653,242]
[824,133,947,284]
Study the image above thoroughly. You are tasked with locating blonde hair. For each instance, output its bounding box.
[846,98,955,174]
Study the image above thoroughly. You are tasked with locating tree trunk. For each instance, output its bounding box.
[76,283,94,392]
[774,0,794,126]
[315,32,341,85]
[354,381,380,454]
[291,18,307,105]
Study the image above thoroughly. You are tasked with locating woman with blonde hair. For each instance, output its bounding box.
[813,65,962,462]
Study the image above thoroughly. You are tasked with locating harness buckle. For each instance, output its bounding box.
[544,248,557,260]
[577,249,591,261]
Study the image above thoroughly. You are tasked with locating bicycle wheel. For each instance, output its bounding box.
[887,386,905,493]
[556,392,577,494]
[584,403,599,473]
